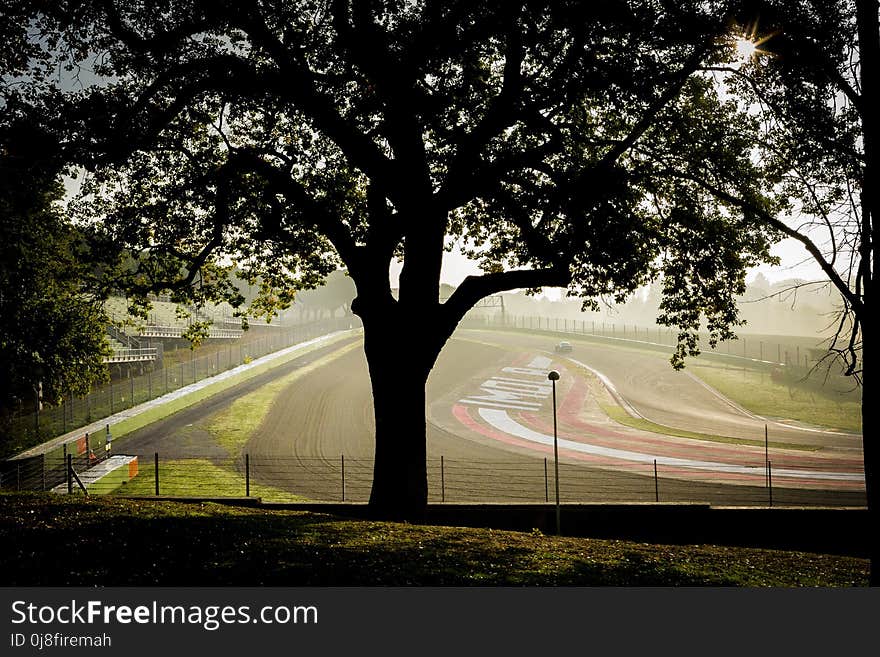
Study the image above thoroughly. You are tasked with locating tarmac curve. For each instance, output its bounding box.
[242,330,865,505]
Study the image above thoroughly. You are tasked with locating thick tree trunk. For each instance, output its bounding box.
[856,0,877,586]
[361,314,441,520]
[864,317,877,585]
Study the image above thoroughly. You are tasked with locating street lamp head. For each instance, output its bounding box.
[548,370,560,381]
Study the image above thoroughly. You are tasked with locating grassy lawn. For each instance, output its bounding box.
[0,494,868,586]
[688,363,862,433]
[102,458,307,502]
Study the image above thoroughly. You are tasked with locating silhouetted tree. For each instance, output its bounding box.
[684,0,877,582]
[6,1,782,517]
[0,120,110,442]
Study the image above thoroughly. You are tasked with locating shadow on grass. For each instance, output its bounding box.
[0,495,868,586]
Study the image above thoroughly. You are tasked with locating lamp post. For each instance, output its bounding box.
[548,369,561,535]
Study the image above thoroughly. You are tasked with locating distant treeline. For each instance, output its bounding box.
[497,274,840,339]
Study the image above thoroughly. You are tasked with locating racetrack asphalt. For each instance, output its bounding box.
[114,328,866,506]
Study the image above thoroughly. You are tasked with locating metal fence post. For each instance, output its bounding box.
[768,460,773,507]
[41,453,46,492]
[246,454,250,497]
[67,454,73,494]
[654,459,659,502]
[341,454,345,501]
[154,452,159,496]
[441,455,445,503]
[544,458,549,502]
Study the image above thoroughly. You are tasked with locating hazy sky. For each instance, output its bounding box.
[391,235,826,291]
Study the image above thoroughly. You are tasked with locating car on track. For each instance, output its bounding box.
[554,341,573,353]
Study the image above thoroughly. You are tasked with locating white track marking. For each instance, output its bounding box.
[477,408,863,482]
[528,356,553,369]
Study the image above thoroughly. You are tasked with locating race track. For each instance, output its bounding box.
[245,329,865,506]
[118,328,866,506]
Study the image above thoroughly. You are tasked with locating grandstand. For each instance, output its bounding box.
[103,297,246,348]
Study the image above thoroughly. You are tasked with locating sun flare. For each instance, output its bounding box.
[734,37,758,62]
[730,21,777,64]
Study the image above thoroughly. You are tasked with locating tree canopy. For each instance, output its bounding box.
[0,120,110,423]
[4,0,787,515]
[685,0,876,581]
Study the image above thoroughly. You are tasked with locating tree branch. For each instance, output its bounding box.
[442,266,570,326]
[225,150,359,264]
[221,9,403,200]
[671,170,865,315]
[441,5,525,201]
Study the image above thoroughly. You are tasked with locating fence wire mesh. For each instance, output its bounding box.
[3,452,862,508]
[4,317,357,451]
[1,313,862,508]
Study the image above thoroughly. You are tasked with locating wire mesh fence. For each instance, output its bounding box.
[2,310,861,507]
[4,317,359,451]
[461,313,832,371]
[3,452,862,508]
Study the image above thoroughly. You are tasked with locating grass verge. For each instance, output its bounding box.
[101,459,307,502]
[0,494,868,586]
[599,404,820,452]
[205,341,363,456]
[109,331,362,443]
[688,363,861,434]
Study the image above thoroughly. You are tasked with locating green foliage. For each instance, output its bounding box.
[3,1,815,511]
[0,121,110,422]
[7,1,780,348]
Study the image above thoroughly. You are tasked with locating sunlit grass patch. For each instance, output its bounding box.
[109,458,307,502]
[599,404,819,451]
[688,363,861,433]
